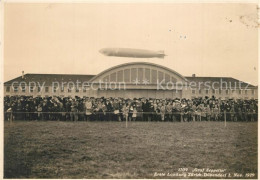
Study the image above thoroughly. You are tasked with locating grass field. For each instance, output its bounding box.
[4,121,257,178]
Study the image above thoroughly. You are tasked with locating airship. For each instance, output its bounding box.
[99,48,166,58]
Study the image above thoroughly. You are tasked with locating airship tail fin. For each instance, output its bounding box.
[157,50,166,58]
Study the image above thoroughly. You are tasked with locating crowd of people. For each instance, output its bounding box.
[4,95,258,122]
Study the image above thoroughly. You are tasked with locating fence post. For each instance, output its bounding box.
[10,112,13,123]
[126,115,128,128]
[224,111,226,127]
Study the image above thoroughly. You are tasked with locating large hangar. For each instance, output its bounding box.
[89,62,188,99]
[4,62,258,99]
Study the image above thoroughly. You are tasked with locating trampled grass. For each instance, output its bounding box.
[4,121,257,178]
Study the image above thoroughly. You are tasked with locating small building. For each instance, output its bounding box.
[4,62,258,99]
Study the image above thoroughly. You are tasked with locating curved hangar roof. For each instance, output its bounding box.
[89,62,188,83]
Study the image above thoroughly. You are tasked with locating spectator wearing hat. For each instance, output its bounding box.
[85,98,92,121]
[132,106,137,121]
[128,103,134,121]
[122,103,129,122]
[160,103,166,121]
[166,102,173,122]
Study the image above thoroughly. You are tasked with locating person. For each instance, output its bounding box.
[237,104,243,121]
[201,105,206,121]
[101,101,107,121]
[85,98,92,121]
[160,103,166,121]
[136,99,143,121]
[172,101,177,122]
[113,99,120,121]
[37,104,43,120]
[166,102,173,121]
[71,100,78,121]
[3,95,258,122]
[122,103,129,122]
[213,105,219,121]
[60,103,66,121]
[65,99,72,121]
[206,104,211,121]
[25,104,30,120]
[106,99,113,121]
[77,100,85,121]
[142,99,149,121]
[191,103,197,121]
[128,103,133,122]
[153,101,158,121]
[230,104,236,121]
[183,105,189,122]
[249,102,256,121]
[147,100,153,121]
[242,103,248,122]
[132,106,137,121]
[225,102,231,121]
[155,103,161,122]
[6,107,12,121]
[96,101,103,121]
[196,104,202,121]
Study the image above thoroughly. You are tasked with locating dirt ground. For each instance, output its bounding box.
[4,121,257,178]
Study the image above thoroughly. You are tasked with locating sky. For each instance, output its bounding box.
[4,3,258,85]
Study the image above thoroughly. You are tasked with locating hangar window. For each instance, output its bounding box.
[30,86,34,93]
[145,68,150,82]
[151,70,157,83]
[138,68,143,82]
[225,90,229,94]
[171,77,177,83]
[158,71,164,82]
[14,86,18,93]
[165,74,170,83]
[83,86,87,92]
[6,86,10,92]
[21,86,26,92]
[68,85,73,93]
[117,70,123,82]
[53,86,57,93]
[103,75,109,82]
[124,69,130,82]
[131,68,137,82]
[45,87,49,93]
[110,72,116,82]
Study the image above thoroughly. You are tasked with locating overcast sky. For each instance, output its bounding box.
[4,3,258,85]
